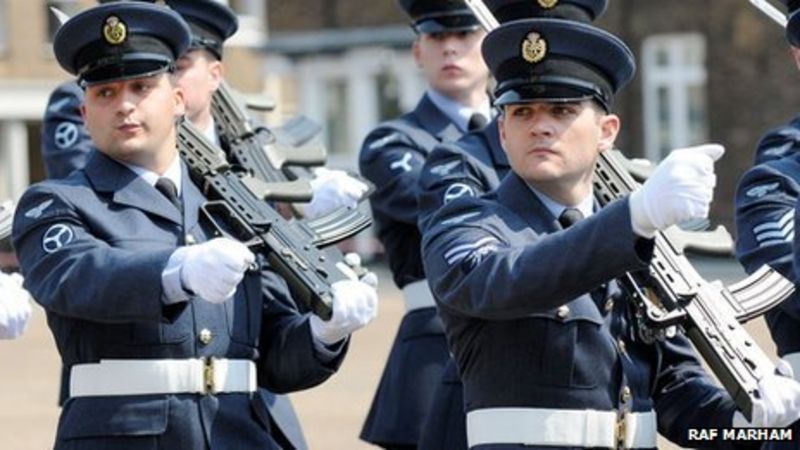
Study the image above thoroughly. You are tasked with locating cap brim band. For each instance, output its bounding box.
[495,75,611,110]
[414,14,481,34]
[79,55,173,86]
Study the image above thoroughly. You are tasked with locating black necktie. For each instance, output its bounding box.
[558,208,584,229]
[468,113,488,131]
[155,177,182,213]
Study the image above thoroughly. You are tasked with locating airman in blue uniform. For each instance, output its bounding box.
[735,3,800,448]
[417,0,608,234]
[422,17,800,449]
[42,80,93,179]
[415,3,610,449]
[41,1,366,219]
[358,1,491,448]
[13,3,377,449]
[39,2,363,447]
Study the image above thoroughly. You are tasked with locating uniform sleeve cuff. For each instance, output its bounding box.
[161,247,192,305]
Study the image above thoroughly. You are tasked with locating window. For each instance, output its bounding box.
[323,79,350,155]
[0,0,7,56]
[228,0,267,46]
[642,34,708,160]
[376,70,402,122]
[45,0,81,43]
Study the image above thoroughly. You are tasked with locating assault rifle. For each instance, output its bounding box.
[594,152,793,419]
[466,0,795,420]
[748,0,787,27]
[212,80,373,216]
[212,81,327,187]
[177,119,372,320]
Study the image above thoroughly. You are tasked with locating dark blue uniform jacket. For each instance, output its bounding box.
[422,171,742,449]
[358,93,464,446]
[13,151,344,449]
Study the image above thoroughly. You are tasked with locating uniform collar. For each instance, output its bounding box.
[526,183,594,220]
[122,153,183,195]
[203,119,221,147]
[83,151,183,225]
[426,88,492,133]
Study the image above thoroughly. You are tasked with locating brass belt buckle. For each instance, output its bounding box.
[203,357,215,394]
[615,411,627,450]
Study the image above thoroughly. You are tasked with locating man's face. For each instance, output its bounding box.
[499,100,620,189]
[413,29,489,99]
[81,73,185,168]
[173,49,222,124]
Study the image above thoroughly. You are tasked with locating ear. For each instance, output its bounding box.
[209,59,224,91]
[597,112,620,153]
[412,38,423,68]
[791,47,800,72]
[173,86,186,117]
[79,103,87,122]
[498,110,509,155]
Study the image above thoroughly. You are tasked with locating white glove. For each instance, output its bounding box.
[174,238,256,304]
[629,144,724,238]
[309,278,378,345]
[732,360,800,428]
[303,168,369,219]
[0,272,32,340]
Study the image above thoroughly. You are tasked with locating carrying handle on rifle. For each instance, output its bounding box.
[748,0,788,27]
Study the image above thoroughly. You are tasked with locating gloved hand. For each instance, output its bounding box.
[629,144,724,238]
[303,168,369,219]
[0,272,32,340]
[174,238,256,304]
[732,360,800,428]
[309,277,378,345]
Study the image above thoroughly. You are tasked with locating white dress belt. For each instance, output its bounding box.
[466,407,658,449]
[70,358,257,397]
[784,352,800,381]
[401,279,436,312]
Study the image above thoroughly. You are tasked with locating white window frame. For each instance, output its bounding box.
[642,33,708,161]
[295,48,422,168]
[0,0,7,56]
[227,0,267,47]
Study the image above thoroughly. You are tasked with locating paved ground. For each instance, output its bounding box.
[0,258,781,449]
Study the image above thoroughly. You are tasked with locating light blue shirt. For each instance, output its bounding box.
[527,184,594,221]
[426,88,492,133]
[123,153,183,195]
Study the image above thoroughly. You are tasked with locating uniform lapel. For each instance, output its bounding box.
[84,151,183,225]
[494,172,560,233]
[414,94,463,143]
[181,161,207,236]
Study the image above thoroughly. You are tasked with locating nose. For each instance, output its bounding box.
[116,89,137,115]
[442,35,460,56]
[528,113,555,138]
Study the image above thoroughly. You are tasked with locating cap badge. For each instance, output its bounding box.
[103,15,127,45]
[522,32,547,64]
[538,0,559,8]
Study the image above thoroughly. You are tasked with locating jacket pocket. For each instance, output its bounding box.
[530,296,608,389]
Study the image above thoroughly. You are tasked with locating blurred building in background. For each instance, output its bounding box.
[0,0,798,240]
